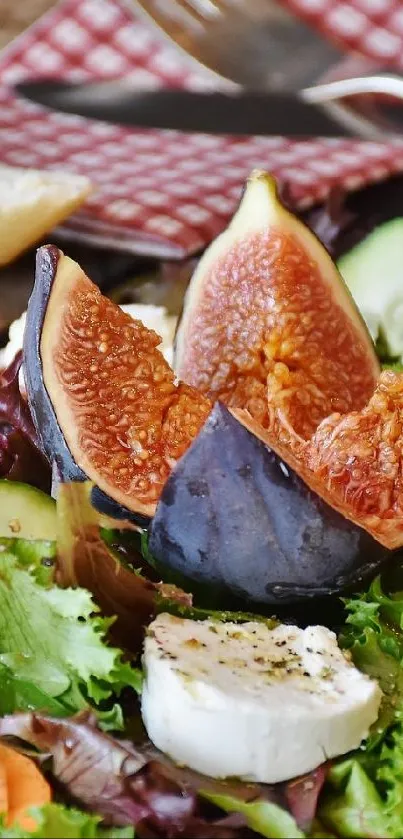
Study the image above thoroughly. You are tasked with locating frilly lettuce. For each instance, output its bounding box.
[0,543,141,729]
[0,804,133,838]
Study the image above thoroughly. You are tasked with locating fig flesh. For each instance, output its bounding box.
[21,175,399,604]
[175,170,380,444]
[307,370,403,550]
[149,403,388,602]
[24,246,211,519]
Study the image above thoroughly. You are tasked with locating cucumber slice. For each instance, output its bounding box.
[338,218,403,359]
[0,480,56,541]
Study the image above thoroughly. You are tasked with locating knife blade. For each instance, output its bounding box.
[15,79,359,137]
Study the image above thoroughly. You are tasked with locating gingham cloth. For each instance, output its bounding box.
[282,0,403,68]
[1,0,403,258]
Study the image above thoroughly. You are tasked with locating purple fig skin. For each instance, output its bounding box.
[24,246,85,484]
[149,403,389,604]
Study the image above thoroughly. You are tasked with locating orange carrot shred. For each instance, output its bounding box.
[0,763,8,819]
[0,743,51,830]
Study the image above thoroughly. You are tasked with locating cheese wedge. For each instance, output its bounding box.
[0,164,91,266]
[142,614,382,783]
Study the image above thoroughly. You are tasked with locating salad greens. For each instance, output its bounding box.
[320,760,389,838]
[0,805,133,839]
[0,708,328,839]
[0,537,141,729]
[314,577,403,838]
[201,792,304,838]
[56,481,156,652]
[2,479,403,837]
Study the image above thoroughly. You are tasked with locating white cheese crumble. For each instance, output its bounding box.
[120,304,176,366]
[141,614,382,784]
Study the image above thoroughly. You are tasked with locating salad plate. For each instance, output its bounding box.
[1,168,403,839]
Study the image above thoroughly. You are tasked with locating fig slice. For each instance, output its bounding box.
[175,170,380,443]
[24,246,211,518]
[307,370,403,550]
[233,369,403,552]
[149,403,388,603]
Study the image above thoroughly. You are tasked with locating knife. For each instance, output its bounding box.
[15,79,370,137]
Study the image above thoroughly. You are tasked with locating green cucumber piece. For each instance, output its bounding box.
[0,480,56,541]
[337,218,403,359]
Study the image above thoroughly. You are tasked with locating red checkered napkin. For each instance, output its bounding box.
[2,0,403,259]
[281,0,403,68]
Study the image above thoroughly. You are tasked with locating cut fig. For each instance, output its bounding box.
[21,178,401,605]
[307,370,403,550]
[232,381,403,554]
[149,403,388,602]
[175,170,380,443]
[24,246,211,519]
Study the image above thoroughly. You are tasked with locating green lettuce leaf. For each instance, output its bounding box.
[0,662,67,717]
[0,537,55,585]
[320,760,393,838]
[377,724,403,835]
[318,579,403,838]
[0,804,133,838]
[382,362,403,372]
[0,550,141,727]
[341,577,403,746]
[154,589,278,626]
[201,791,304,838]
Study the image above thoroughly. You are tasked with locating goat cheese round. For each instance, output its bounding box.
[141,614,381,783]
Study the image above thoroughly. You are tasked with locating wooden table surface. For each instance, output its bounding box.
[0,0,54,50]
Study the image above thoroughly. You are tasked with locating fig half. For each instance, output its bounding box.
[149,403,388,602]
[24,245,211,520]
[175,170,379,442]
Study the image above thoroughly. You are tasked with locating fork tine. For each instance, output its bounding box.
[137,0,211,30]
[180,0,222,19]
[135,0,205,41]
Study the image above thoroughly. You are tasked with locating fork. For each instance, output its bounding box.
[133,0,403,138]
[134,0,343,90]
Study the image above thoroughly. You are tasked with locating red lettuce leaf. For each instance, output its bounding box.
[285,764,328,832]
[301,173,403,259]
[0,352,50,490]
[56,483,156,652]
[0,711,224,836]
[0,711,327,837]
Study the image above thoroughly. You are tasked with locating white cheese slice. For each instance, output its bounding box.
[0,164,91,266]
[141,614,381,784]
